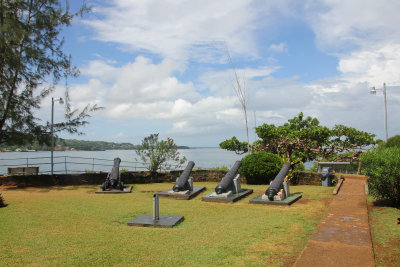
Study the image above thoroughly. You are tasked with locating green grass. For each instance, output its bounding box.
[368,196,400,267]
[0,183,333,266]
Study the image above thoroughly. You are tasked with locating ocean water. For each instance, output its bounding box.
[0,148,244,175]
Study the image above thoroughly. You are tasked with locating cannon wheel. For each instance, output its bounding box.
[101,182,107,191]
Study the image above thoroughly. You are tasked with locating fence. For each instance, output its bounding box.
[0,156,153,175]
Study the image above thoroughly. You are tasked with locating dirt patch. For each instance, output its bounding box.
[296,198,312,205]
[0,185,18,189]
[341,174,368,180]
[321,197,332,207]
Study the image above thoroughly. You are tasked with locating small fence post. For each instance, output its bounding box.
[92,158,95,171]
[26,158,28,167]
[65,156,67,174]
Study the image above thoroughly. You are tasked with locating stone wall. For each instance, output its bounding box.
[291,171,338,185]
[0,169,326,187]
[0,169,230,187]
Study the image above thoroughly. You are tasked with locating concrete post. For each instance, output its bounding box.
[153,194,159,221]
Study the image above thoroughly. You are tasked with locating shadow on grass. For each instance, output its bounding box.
[371,199,400,209]
[1,185,100,193]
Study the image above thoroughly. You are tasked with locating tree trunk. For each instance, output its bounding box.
[357,160,362,175]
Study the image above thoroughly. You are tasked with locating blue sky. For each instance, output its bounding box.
[41,0,400,146]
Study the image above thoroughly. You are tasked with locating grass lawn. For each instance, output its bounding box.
[0,183,333,266]
[368,197,400,267]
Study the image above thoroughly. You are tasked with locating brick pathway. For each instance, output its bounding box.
[294,176,375,267]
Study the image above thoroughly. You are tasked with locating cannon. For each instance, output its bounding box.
[101,157,124,191]
[265,162,291,201]
[321,167,335,186]
[172,161,195,192]
[203,160,253,202]
[215,160,242,194]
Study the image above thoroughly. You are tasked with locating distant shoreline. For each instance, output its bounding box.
[0,147,220,153]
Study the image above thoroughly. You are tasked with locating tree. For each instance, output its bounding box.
[219,136,248,155]
[220,112,376,164]
[135,133,187,173]
[381,135,400,148]
[0,0,100,146]
[255,112,332,162]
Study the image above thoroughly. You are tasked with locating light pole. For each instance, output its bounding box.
[370,83,388,142]
[51,97,64,175]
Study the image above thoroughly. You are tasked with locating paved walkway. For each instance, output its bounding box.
[294,176,375,267]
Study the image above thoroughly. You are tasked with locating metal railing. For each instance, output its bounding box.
[0,156,150,175]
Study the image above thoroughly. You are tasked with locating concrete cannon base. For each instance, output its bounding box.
[249,193,302,206]
[202,189,253,203]
[157,186,206,200]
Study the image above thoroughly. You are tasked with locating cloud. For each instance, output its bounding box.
[58,0,400,145]
[83,0,294,61]
[269,43,288,53]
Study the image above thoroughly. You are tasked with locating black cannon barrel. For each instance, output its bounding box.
[111,157,121,179]
[215,161,242,194]
[265,162,291,201]
[173,161,195,192]
[102,157,122,190]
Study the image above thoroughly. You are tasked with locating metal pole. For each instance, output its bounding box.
[153,194,159,221]
[51,97,54,175]
[383,83,388,142]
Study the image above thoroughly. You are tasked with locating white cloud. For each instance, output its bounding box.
[58,0,400,145]
[83,0,293,61]
[269,43,288,53]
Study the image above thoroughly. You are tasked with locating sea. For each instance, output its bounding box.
[0,148,244,175]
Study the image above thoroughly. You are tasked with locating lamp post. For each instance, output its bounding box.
[51,97,64,175]
[370,83,388,142]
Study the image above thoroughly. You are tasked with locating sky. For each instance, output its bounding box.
[41,0,400,147]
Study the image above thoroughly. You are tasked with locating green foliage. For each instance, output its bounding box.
[219,136,248,154]
[0,0,100,146]
[361,147,400,206]
[221,112,376,164]
[136,133,186,173]
[240,151,281,184]
[256,112,330,162]
[294,161,305,172]
[256,113,375,162]
[382,135,400,148]
[120,168,129,173]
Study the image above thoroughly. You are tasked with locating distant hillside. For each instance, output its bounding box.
[0,139,136,152]
[58,139,136,151]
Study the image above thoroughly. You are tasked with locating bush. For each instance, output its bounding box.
[361,147,400,206]
[0,193,7,208]
[383,135,400,148]
[240,151,281,184]
[293,161,305,172]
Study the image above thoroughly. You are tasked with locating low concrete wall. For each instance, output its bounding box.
[0,169,231,187]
